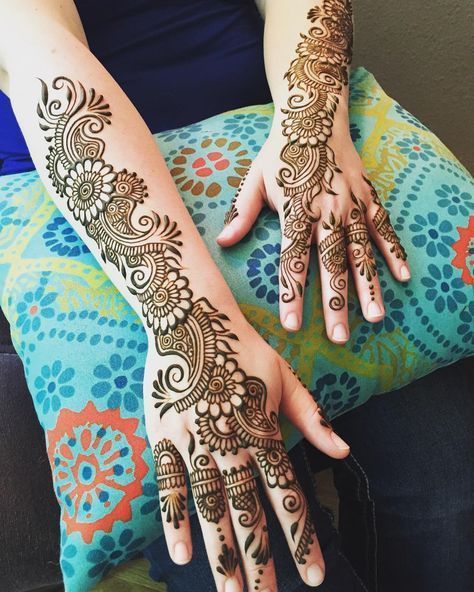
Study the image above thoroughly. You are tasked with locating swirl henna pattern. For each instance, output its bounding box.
[37,77,318,576]
[277,0,353,307]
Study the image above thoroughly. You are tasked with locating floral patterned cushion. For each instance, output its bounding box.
[0,67,472,592]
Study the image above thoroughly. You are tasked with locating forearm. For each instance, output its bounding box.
[2,21,241,337]
[263,0,353,142]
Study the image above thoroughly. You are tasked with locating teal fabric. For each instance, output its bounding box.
[0,68,472,591]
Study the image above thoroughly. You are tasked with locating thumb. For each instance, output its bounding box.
[279,360,350,459]
[216,161,265,246]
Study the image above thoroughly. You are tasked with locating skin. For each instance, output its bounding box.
[217,0,411,344]
[0,2,352,591]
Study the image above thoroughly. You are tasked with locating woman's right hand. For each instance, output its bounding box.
[143,307,350,592]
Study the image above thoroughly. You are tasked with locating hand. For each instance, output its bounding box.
[144,309,350,592]
[217,118,411,343]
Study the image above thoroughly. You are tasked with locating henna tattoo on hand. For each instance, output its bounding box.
[277,1,353,306]
[319,211,348,310]
[223,462,271,565]
[154,439,187,529]
[216,543,239,578]
[364,176,407,261]
[223,168,248,226]
[346,193,377,282]
[37,77,317,569]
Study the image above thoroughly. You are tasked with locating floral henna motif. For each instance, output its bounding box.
[37,77,317,569]
[319,211,348,310]
[277,1,353,304]
[346,193,377,282]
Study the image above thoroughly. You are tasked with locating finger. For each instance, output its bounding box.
[315,209,349,344]
[362,175,411,282]
[217,163,265,246]
[254,439,325,587]
[279,359,350,459]
[153,438,192,565]
[187,433,244,592]
[345,193,385,322]
[218,457,277,592]
[278,196,314,332]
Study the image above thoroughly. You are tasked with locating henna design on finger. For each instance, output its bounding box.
[346,193,377,281]
[363,176,407,261]
[37,78,314,565]
[154,439,187,529]
[188,435,227,524]
[216,543,239,577]
[223,463,271,565]
[277,1,353,302]
[223,169,248,225]
[256,445,315,564]
[319,211,347,310]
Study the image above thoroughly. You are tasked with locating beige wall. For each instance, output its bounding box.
[352,1,473,172]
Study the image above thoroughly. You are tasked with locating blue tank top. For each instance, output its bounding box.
[0,0,270,175]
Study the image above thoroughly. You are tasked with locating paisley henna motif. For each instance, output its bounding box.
[277,1,353,306]
[37,77,316,569]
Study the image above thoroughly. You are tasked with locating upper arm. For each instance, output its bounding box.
[0,0,87,92]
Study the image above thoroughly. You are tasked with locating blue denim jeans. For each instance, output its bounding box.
[144,358,473,592]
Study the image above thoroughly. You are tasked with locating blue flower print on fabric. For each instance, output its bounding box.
[247,243,280,304]
[15,274,57,335]
[313,372,361,415]
[435,184,473,217]
[35,360,75,414]
[43,216,90,257]
[409,212,454,258]
[223,112,270,140]
[86,529,146,579]
[92,354,144,413]
[397,134,436,161]
[421,264,467,314]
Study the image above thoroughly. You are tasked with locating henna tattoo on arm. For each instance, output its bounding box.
[37,76,317,570]
[277,1,353,309]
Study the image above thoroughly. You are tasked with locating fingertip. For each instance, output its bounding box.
[282,311,301,332]
[216,225,235,245]
[329,431,350,457]
[364,300,385,323]
[399,263,411,282]
[172,541,192,565]
[328,323,349,344]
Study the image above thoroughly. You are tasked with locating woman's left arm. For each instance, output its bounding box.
[219,0,411,343]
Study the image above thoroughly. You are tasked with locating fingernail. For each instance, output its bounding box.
[173,541,190,564]
[284,312,300,331]
[307,563,325,586]
[217,225,233,241]
[224,577,241,592]
[331,431,350,450]
[331,323,348,342]
[367,301,383,319]
[260,588,272,592]
[400,264,411,281]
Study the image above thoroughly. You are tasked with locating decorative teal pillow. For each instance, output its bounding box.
[0,67,472,591]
